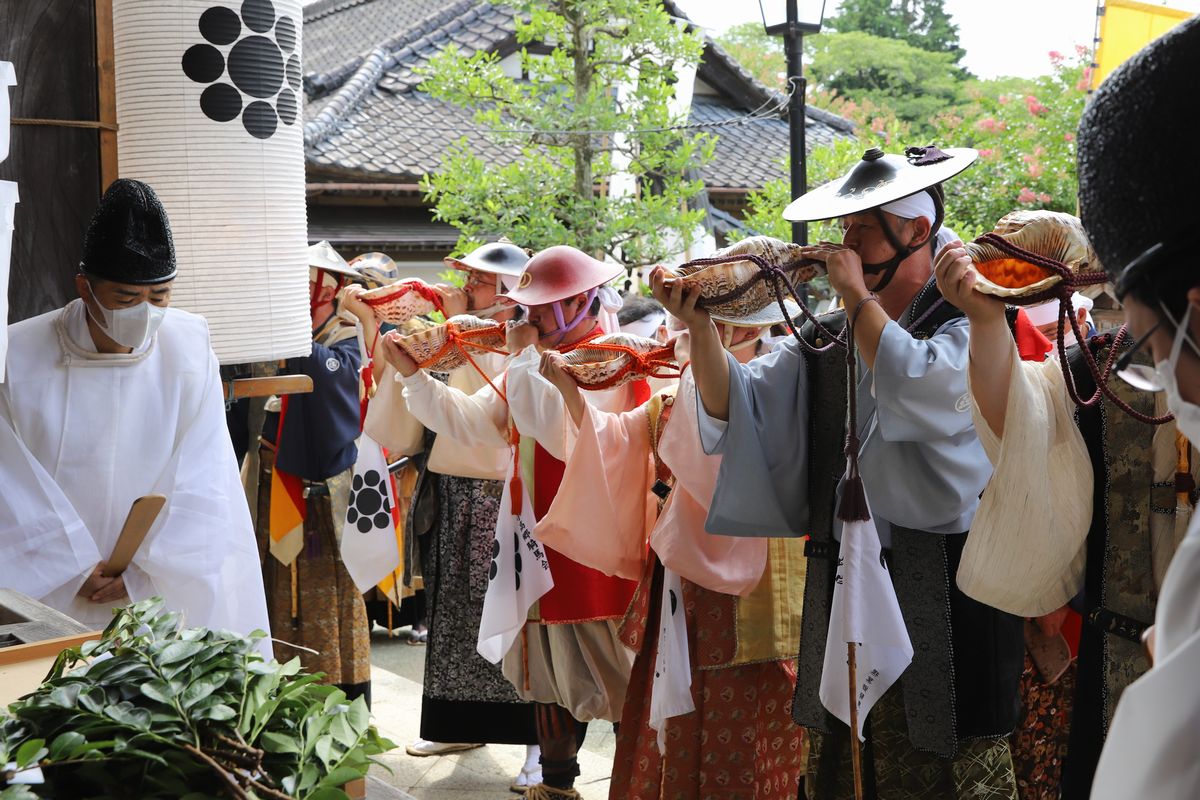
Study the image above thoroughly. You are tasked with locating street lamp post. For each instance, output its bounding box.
[759,0,826,246]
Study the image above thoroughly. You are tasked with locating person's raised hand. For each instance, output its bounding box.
[338,284,377,326]
[934,241,1006,324]
[649,265,709,330]
[539,350,579,397]
[506,320,540,354]
[539,350,586,426]
[433,284,469,318]
[807,243,869,304]
[380,331,420,377]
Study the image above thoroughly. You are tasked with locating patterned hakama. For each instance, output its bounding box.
[256,447,371,688]
[612,560,804,800]
[420,472,536,743]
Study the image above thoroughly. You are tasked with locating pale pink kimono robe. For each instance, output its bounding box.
[535,368,766,595]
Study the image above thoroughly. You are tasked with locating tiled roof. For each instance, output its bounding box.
[693,95,841,189]
[302,0,469,83]
[302,0,854,192]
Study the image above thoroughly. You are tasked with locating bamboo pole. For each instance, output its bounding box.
[847,641,866,800]
[94,0,118,190]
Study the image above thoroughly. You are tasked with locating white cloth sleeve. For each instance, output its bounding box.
[0,390,100,601]
[872,318,975,443]
[956,340,1093,617]
[399,367,510,450]
[135,344,270,639]
[505,346,570,461]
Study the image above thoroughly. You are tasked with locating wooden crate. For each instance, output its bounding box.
[0,590,100,706]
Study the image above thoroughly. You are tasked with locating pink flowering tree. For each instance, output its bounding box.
[735,48,1090,275]
[932,48,1089,239]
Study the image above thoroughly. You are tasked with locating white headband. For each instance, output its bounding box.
[880,191,937,226]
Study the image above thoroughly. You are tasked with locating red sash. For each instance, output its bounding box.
[532,440,638,622]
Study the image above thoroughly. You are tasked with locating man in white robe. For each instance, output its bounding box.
[0,178,269,638]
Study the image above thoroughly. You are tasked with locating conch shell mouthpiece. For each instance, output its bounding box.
[561,333,678,390]
[671,236,823,318]
[967,211,1102,300]
[398,314,505,373]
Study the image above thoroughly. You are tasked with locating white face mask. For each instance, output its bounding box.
[1154,303,1200,442]
[86,287,168,349]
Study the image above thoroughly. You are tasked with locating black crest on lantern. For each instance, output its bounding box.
[182,0,301,140]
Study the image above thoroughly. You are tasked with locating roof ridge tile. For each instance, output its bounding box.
[305,0,485,96]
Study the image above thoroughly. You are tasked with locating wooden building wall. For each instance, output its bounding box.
[0,1,104,322]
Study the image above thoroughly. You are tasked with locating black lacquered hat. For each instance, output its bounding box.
[81,179,177,285]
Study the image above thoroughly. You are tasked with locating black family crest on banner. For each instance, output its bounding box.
[347,468,392,534]
[182,0,300,139]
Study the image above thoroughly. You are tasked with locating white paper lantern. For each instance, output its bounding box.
[0,61,14,164]
[0,180,18,380]
[111,0,310,364]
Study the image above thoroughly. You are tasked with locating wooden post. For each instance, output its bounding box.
[94,0,118,190]
[847,641,866,800]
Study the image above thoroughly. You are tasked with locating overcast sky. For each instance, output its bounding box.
[674,0,1199,79]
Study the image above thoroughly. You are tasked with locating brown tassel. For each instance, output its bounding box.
[838,474,871,522]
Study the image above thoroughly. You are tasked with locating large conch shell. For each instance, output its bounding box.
[398,314,505,373]
[560,333,679,390]
[360,279,442,324]
[967,211,1102,300]
[671,236,824,319]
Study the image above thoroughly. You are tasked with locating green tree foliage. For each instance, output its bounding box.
[737,52,1090,256]
[805,30,963,130]
[934,50,1091,239]
[829,0,965,64]
[420,0,716,265]
[715,21,785,90]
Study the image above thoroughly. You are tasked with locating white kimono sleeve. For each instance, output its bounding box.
[697,340,811,538]
[399,367,509,450]
[859,318,992,534]
[956,339,1093,617]
[0,391,100,601]
[872,318,974,442]
[505,346,569,460]
[135,347,270,639]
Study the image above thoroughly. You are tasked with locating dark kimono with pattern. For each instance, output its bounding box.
[1060,333,1192,798]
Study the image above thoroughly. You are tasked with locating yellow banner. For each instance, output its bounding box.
[1093,0,1194,89]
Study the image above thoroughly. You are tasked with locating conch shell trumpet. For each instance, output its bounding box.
[967,211,1103,300]
[398,315,505,373]
[360,279,442,324]
[671,236,824,319]
[560,333,679,390]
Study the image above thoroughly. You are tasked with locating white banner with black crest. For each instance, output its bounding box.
[649,566,694,754]
[339,432,401,592]
[819,511,914,740]
[111,0,310,364]
[476,457,554,664]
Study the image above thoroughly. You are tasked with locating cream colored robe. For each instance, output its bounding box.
[958,339,1188,616]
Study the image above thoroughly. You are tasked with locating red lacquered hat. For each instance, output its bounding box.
[498,245,623,307]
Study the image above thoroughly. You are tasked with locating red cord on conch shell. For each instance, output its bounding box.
[361,280,445,323]
[560,335,681,390]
